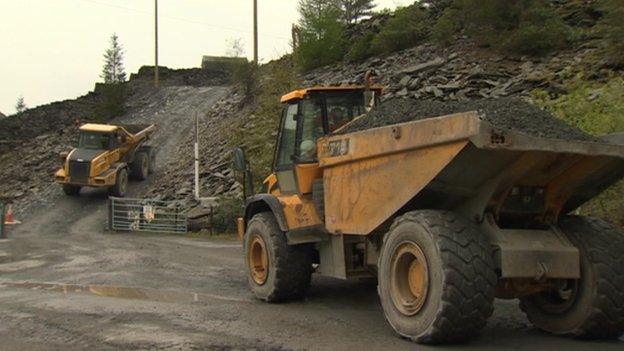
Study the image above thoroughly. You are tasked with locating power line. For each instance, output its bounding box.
[75,0,290,40]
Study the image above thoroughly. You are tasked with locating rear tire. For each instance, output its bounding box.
[244,212,313,302]
[378,210,496,344]
[131,152,149,180]
[520,216,624,339]
[62,184,81,196]
[109,168,128,197]
[148,149,156,174]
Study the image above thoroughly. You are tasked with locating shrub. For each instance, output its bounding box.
[435,0,571,56]
[371,5,431,54]
[93,83,126,121]
[231,59,257,101]
[431,12,457,45]
[502,4,571,56]
[345,32,375,62]
[211,197,244,234]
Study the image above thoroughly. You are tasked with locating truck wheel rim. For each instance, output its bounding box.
[142,158,148,175]
[533,279,578,314]
[248,234,268,285]
[390,241,429,316]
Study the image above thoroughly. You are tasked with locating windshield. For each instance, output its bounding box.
[79,131,111,150]
[325,92,367,132]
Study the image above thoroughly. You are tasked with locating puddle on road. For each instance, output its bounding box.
[0,281,250,304]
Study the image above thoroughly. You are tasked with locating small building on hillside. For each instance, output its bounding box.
[201,55,247,71]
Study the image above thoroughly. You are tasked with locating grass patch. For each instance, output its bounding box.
[533,77,624,225]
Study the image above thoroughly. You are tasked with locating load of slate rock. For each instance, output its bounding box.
[337,97,598,142]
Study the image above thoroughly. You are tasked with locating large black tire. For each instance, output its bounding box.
[520,216,624,339]
[148,148,156,174]
[378,210,496,344]
[244,212,313,302]
[109,168,128,197]
[130,152,149,180]
[62,184,81,196]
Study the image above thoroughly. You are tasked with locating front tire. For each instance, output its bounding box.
[109,168,128,197]
[244,212,313,302]
[378,210,496,344]
[520,216,624,339]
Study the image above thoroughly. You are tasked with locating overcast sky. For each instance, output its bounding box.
[0,0,413,115]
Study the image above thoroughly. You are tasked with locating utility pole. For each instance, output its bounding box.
[253,0,258,65]
[154,0,160,88]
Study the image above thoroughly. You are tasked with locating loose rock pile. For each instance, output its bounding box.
[140,92,245,203]
[302,41,596,104]
[339,97,598,142]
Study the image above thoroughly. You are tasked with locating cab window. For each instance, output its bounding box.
[79,131,112,150]
[326,92,367,132]
[274,103,298,169]
[298,96,324,162]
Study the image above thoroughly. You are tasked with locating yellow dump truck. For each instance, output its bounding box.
[55,123,157,197]
[234,86,624,344]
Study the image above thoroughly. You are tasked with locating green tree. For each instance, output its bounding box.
[15,95,27,113]
[432,0,570,56]
[94,33,127,121]
[101,33,126,84]
[295,0,346,71]
[340,0,376,24]
[371,5,431,54]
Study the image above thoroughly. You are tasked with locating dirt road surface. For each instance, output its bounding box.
[1,86,622,350]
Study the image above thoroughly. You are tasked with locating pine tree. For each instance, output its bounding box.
[340,0,376,24]
[101,33,127,84]
[15,95,27,113]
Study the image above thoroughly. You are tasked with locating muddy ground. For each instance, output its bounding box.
[0,87,622,350]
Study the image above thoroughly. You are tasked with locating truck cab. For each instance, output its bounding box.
[264,86,381,197]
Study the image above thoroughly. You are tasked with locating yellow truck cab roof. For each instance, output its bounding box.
[280,86,384,103]
[79,124,119,133]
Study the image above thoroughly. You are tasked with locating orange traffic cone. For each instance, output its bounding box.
[4,204,20,225]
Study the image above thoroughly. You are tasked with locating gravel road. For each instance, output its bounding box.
[0,86,622,350]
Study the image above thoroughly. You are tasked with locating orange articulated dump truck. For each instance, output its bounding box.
[233,86,624,344]
[55,123,157,197]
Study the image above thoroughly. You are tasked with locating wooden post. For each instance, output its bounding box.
[154,0,160,88]
[253,0,258,65]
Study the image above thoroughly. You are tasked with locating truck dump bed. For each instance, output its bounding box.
[117,124,156,139]
[318,112,624,235]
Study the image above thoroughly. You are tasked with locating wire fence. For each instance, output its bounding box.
[108,197,188,234]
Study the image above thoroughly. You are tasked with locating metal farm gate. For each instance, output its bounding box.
[108,197,188,234]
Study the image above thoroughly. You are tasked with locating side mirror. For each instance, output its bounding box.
[232,148,247,172]
[232,147,254,198]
